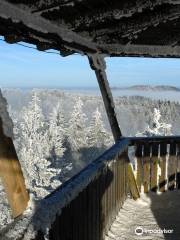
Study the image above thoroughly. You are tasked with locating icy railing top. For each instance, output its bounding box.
[0,138,129,240]
[0,90,13,139]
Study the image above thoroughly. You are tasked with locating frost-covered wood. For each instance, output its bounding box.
[0,0,97,56]
[1,0,180,57]
[134,138,180,193]
[0,91,29,218]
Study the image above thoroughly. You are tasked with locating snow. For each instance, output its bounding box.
[17,92,62,198]
[106,191,180,240]
[0,90,14,138]
[136,108,172,137]
[0,92,114,239]
[67,97,88,151]
[88,107,112,148]
[0,90,178,239]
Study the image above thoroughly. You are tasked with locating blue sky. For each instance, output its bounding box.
[0,39,180,88]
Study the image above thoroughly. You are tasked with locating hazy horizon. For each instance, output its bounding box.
[1,84,180,90]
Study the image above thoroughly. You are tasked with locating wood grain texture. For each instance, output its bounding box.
[143,144,151,193]
[0,121,29,218]
[168,143,177,190]
[135,144,143,192]
[150,143,159,192]
[159,143,167,192]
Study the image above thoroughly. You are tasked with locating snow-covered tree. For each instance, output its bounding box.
[67,97,87,151]
[48,102,73,182]
[18,92,61,198]
[136,108,172,137]
[88,107,111,148]
[0,182,12,228]
[48,102,66,165]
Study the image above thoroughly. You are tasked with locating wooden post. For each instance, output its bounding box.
[88,55,139,199]
[88,55,122,142]
[168,142,177,190]
[0,118,29,218]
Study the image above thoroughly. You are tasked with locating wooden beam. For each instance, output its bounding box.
[4,35,22,44]
[88,55,140,200]
[0,0,98,55]
[127,135,180,146]
[88,55,122,142]
[101,44,180,58]
[0,118,29,218]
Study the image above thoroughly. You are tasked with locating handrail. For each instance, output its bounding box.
[126,135,180,145]
[45,138,129,200]
[31,138,130,236]
[131,136,180,193]
[4,136,180,240]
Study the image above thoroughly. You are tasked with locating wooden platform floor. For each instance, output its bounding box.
[106,191,180,240]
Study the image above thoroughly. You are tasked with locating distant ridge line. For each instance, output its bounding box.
[111,85,180,92]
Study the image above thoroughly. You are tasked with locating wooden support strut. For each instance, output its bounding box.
[88,55,140,199]
[0,118,29,218]
[88,55,122,142]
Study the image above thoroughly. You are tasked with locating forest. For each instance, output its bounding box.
[0,88,179,230]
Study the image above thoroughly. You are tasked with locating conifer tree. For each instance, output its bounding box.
[68,97,87,151]
[88,107,110,148]
[136,108,172,136]
[18,92,61,198]
[48,102,66,165]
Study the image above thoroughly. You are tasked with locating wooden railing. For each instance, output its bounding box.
[23,136,180,240]
[34,139,129,240]
[128,136,180,193]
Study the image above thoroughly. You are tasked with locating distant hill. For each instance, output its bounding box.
[112,85,180,92]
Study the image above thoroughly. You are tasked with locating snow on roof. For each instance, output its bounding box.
[1,1,180,57]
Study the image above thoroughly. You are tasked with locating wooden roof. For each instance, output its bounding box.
[1,0,180,57]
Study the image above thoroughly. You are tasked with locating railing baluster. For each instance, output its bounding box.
[143,143,151,193]
[99,168,106,239]
[159,143,167,192]
[112,160,116,221]
[168,143,177,190]
[176,144,180,189]
[135,144,143,193]
[87,182,93,240]
[150,142,159,192]
[117,154,121,210]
